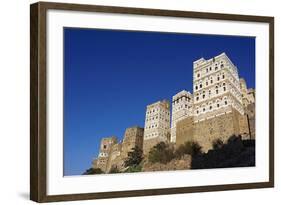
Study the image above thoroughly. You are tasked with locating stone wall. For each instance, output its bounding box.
[245,103,255,139]
[96,157,109,172]
[176,116,194,147]
[121,127,144,158]
[106,143,122,172]
[143,137,165,155]
[176,108,250,152]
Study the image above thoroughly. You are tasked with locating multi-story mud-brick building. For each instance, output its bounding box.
[171,90,193,143]
[143,100,170,154]
[175,53,254,151]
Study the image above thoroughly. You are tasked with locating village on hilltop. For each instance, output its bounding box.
[88,53,255,174]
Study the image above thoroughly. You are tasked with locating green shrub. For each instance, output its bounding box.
[124,165,142,173]
[109,166,120,174]
[175,141,202,159]
[148,142,175,164]
[83,168,103,175]
[124,146,143,168]
[192,135,255,169]
[212,138,224,150]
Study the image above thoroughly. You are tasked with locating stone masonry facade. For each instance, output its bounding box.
[92,53,255,172]
[173,53,255,151]
[93,127,144,173]
[143,100,171,154]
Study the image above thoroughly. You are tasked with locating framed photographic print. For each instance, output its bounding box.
[30,1,274,202]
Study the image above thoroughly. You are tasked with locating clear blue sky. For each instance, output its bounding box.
[63,27,255,176]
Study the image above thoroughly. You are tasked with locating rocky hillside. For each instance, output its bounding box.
[142,154,191,172]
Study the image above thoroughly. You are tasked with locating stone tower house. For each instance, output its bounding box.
[175,53,252,151]
[94,127,144,173]
[95,136,118,172]
[171,90,193,143]
[193,52,244,121]
[240,78,255,107]
[143,100,170,154]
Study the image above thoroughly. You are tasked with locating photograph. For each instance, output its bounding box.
[30,2,274,202]
[63,28,256,176]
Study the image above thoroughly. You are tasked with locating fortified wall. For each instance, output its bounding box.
[176,106,253,152]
